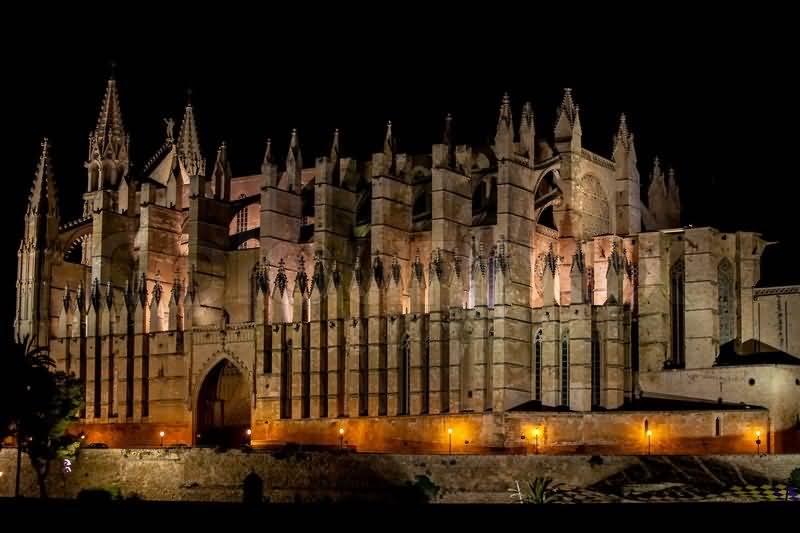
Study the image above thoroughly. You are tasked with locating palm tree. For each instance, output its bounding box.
[0,335,55,497]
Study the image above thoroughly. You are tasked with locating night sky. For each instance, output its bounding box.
[3,17,797,347]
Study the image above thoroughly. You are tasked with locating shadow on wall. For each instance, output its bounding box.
[262,444,440,503]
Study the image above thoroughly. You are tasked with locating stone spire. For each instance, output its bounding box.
[383,121,397,175]
[494,92,514,159]
[443,113,456,168]
[554,88,582,151]
[26,137,59,222]
[570,242,588,304]
[211,141,232,201]
[294,254,309,296]
[275,258,288,297]
[94,73,127,157]
[518,101,535,159]
[177,91,205,177]
[286,129,303,192]
[330,129,341,184]
[542,243,559,306]
[613,113,635,155]
[647,156,667,212]
[263,138,274,167]
[86,70,129,190]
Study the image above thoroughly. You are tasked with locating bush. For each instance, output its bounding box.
[78,486,122,501]
[509,477,563,504]
[410,474,441,503]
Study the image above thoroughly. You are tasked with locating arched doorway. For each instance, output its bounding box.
[196,359,251,447]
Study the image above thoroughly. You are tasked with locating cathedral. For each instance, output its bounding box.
[14,75,800,454]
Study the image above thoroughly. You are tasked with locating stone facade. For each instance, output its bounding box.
[13,78,800,452]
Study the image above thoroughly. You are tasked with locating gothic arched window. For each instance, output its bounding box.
[560,329,570,407]
[718,258,735,345]
[236,194,248,234]
[670,260,685,368]
[399,336,411,415]
[533,330,543,402]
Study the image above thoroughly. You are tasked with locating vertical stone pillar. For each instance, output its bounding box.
[428,250,451,413]
[408,257,427,415]
[684,228,718,368]
[326,270,346,417]
[637,231,669,372]
[366,262,387,416]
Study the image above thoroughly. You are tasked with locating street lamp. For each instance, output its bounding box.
[159,431,165,447]
[646,430,653,455]
[447,428,453,455]
[532,428,541,454]
[755,430,761,455]
[338,427,344,449]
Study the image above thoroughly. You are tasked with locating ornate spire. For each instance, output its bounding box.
[372,253,385,288]
[331,259,341,288]
[63,283,71,312]
[518,101,535,159]
[496,236,510,275]
[431,248,444,281]
[331,128,340,161]
[383,121,397,175]
[286,129,303,191]
[494,93,514,159]
[497,92,513,129]
[608,241,624,274]
[571,242,586,273]
[90,278,101,310]
[177,92,205,176]
[211,141,232,200]
[442,114,456,168]
[295,254,308,296]
[275,258,288,296]
[312,251,325,295]
[27,137,59,220]
[558,88,577,126]
[413,252,424,284]
[170,277,181,305]
[260,138,274,175]
[152,272,163,304]
[255,258,270,294]
[94,75,127,156]
[391,257,401,286]
[543,243,559,275]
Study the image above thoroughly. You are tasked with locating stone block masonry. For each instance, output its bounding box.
[1,449,797,503]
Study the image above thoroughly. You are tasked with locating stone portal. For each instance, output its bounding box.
[196,359,251,447]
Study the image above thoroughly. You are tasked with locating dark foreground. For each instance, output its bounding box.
[1,498,797,528]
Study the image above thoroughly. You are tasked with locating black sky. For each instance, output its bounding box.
[2,13,797,345]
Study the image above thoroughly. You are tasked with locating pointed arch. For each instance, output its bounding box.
[670,259,686,367]
[718,258,735,345]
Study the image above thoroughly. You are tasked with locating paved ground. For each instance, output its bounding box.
[542,456,800,503]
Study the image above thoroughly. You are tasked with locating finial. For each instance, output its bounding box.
[109,60,117,81]
[186,88,193,106]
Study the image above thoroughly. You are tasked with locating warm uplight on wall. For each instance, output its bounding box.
[646,430,653,455]
[447,428,453,455]
[159,431,166,447]
[532,427,541,454]
[755,430,762,455]
[338,427,344,449]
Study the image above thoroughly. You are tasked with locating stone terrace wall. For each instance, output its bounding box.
[1,449,797,503]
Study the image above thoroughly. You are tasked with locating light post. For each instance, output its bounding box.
[159,431,165,448]
[447,428,453,455]
[533,428,541,454]
[338,427,344,449]
[755,431,761,455]
[520,433,527,455]
[646,430,653,455]
[246,428,252,445]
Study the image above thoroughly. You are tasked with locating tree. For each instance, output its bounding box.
[0,336,83,498]
[787,467,800,501]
